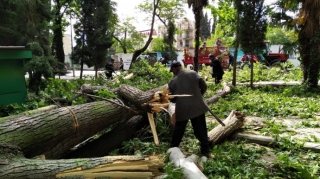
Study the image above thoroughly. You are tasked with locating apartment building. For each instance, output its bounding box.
[157,19,196,51]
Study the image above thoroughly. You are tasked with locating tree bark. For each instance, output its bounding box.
[0,144,163,179]
[208,111,245,144]
[233,133,320,153]
[0,82,232,177]
[63,115,148,158]
[0,101,135,159]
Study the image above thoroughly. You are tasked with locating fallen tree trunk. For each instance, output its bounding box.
[0,143,163,179]
[234,81,301,87]
[63,115,148,158]
[205,82,231,104]
[167,147,207,179]
[0,82,232,178]
[233,133,320,153]
[0,101,135,159]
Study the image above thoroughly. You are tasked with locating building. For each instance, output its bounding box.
[138,29,158,51]
[157,19,196,51]
[63,34,72,67]
[175,19,196,51]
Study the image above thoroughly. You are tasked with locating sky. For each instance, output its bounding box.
[115,0,195,31]
[66,0,277,34]
[115,0,278,31]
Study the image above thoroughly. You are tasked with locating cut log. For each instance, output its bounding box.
[0,84,168,159]
[208,111,245,144]
[233,133,320,153]
[205,82,231,104]
[167,147,207,179]
[0,101,135,159]
[63,115,148,158]
[235,81,301,87]
[118,84,155,106]
[0,153,164,179]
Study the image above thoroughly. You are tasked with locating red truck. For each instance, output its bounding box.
[241,41,289,67]
[183,46,230,70]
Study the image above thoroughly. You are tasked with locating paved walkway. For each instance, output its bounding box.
[25,70,121,80]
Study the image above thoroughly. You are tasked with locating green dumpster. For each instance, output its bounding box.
[0,46,32,106]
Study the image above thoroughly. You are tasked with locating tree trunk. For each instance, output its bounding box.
[208,111,245,144]
[0,143,163,179]
[51,0,65,65]
[233,133,320,153]
[167,147,207,179]
[130,0,159,65]
[0,82,232,177]
[193,7,202,72]
[63,115,148,158]
[0,101,135,159]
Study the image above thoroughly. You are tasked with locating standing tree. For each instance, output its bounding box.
[187,0,209,72]
[200,12,211,41]
[207,0,237,46]
[51,0,75,67]
[138,0,185,28]
[72,0,116,78]
[130,0,160,64]
[162,20,178,62]
[86,0,115,77]
[113,17,144,54]
[269,0,320,89]
[0,0,51,54]
[236,0,267,88]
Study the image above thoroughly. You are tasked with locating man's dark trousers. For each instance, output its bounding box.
[170,113,210,154]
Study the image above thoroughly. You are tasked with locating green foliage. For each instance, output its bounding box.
[272,149,318,179]
[200,12,211,40]
[113,17,144,53]
[0,0,51,50]
[72,0,116,69]
[0,103,38,117]
[163,20,178,61]
[204,141,268,178]
[266,26,299,56]
[7,50,320,177]
[224,62,302,82]
[236,0,268,54]
[162,162,184,179]
[24,42,60,92]
[152,38,166,52]
[121,60,172,91]
[209,0,236,39]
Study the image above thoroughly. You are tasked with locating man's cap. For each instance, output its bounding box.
[170,61,181,71]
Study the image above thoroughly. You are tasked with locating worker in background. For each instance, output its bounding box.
[209,53,224,84]
[201,42,206,48]
[215,37,222,46]
[105,58,115,79]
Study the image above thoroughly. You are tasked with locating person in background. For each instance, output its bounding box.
[119,58,123,70]
[215,37,222,46]
[168,61,211,158]
[105,58,115,79]
[228,51,234,70]
[201,42,206,48]
[209,53,224,84]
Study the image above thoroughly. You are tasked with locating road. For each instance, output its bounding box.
[25,70,122,80]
